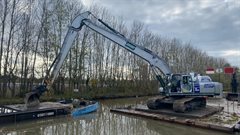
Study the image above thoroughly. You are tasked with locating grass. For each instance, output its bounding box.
[0,86,159,105]
[0,98,23,105]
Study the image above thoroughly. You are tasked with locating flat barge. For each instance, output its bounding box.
[110,105,240,133]
[0,102,72,124]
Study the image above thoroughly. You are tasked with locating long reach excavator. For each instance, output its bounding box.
[24,11,223,113]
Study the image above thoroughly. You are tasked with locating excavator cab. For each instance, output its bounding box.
[181,75,193,93]
[170,74,193,93]
[170,74,181,92]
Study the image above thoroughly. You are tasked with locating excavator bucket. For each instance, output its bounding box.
[23,84,47,108]
[24,91,40,108]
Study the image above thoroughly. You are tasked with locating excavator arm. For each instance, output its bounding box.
[24,11,171,108]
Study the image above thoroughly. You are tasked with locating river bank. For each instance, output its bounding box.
[0,91,159,105]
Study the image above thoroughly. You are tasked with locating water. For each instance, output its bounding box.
[0,97,232,135]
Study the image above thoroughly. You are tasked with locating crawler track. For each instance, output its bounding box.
[147,96,206,113]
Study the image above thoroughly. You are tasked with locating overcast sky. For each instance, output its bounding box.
[81,0,240,67]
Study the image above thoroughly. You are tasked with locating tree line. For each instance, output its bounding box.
[0,0,230,98]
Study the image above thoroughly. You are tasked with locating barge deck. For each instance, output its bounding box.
[0,102,72,124]
[110,105,239,133]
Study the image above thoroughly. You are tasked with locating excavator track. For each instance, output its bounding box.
[173,97,206,113]
[147,96,206,113]
[147,96,166,109]
[147,96,175,110]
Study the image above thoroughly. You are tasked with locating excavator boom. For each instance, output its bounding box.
[24,11,171,107]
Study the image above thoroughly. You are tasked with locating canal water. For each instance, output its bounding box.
[0,97,232,135]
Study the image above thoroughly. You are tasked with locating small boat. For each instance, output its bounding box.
[59,99,99,117]
[72,101,99,117]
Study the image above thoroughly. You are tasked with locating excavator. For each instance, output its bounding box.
[24,11,223,112]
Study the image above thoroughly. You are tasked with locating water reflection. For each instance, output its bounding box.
[0,97,233,135]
